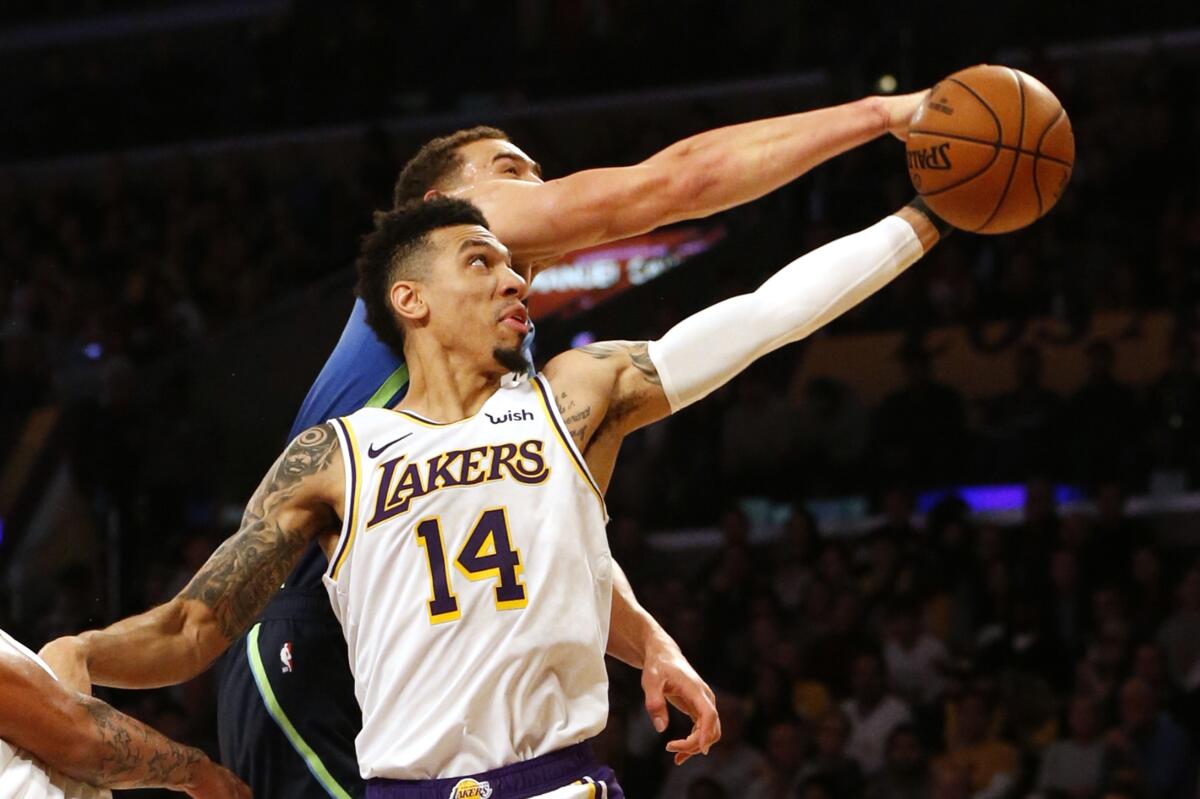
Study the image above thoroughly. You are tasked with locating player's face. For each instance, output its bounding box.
[453,139,544,187]
[420,224,530,374]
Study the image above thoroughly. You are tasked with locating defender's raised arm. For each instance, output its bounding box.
[436,93,925,263]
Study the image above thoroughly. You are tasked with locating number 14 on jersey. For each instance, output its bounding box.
[414,507,527,625]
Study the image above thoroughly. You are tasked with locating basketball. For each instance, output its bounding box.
[906,64,1075,234]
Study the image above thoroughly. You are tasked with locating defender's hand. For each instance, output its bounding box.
[185,759,251,799]
[880,90,928,141]
[641,640,721,764]
[38,636,92,695]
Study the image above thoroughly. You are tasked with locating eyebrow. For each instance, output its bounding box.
[459,237,498,253]
[492,152,543,178]
[458,236,511,261]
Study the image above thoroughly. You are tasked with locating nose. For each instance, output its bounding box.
[500,264,529,301]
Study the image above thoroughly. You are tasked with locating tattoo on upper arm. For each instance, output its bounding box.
[79,696,202,789]
[557,391,592,450]
[578,341,662,385]
[181,424,340,639]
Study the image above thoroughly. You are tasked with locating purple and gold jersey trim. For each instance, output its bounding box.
[531,374,607,519]
[391,410,460,428]
[328,417,362,581]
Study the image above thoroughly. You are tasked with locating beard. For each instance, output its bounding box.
[493,345,531,375]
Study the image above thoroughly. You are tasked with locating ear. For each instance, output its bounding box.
[423,189,442,202]
[390,281,428,325]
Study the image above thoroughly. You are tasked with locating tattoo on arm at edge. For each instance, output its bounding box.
[180,423,339,639]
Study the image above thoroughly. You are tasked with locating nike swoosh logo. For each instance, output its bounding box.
[367,433,412,458]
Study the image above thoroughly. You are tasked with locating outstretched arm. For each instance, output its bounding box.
[464,93,925,263]
[40,425,344,692]
[543,204,940,455]
[0,649,248,797]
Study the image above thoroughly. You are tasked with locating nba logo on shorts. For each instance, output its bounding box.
[448,778,492,799]
[280,642,294,674]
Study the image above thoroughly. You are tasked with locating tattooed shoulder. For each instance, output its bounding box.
[578,340,661,386]
[180,423,340,639]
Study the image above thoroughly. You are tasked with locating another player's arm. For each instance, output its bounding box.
[0,650,248,797]
[40,425,343,692]
[466,93,924,263]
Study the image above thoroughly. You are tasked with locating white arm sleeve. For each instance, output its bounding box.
[646,215,925,412]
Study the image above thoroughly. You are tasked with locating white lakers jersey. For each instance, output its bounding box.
[323,373,613,780]
[0,628,111,799]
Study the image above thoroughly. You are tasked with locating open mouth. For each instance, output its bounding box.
[499,305,529,334]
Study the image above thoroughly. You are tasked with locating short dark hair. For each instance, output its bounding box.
[392,126,509,207]
[354,196,490,358]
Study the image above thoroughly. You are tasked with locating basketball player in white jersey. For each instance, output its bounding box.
[0,627,247,798]
[42,90,935,791]
[42,189,947,798]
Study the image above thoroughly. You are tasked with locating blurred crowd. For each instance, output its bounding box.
[599,333,1200,528]
[596,486,1200,799]
[2,2,1195,159]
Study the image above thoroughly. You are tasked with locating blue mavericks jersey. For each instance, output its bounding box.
[286,299,407,587]
[289,299,408,440]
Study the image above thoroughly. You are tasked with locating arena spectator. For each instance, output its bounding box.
[883,599,948,710]
[841,650,913,776]
[790,375,869,491]
[1035,692,1107,798]
[1103,677,1196,799]
[795,708,865,799]
[1067,339,1143,483]
[982,344,1063,478]
[872,345,968,484]
[1147,337,1200,478]
[760,720,807,797]
[866,724,932,799]
[719,368,796,497]
[937,690,1019,798]
[1155,567,1200,687]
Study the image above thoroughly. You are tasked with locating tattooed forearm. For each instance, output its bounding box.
[578,340,662,385]
[181,423,339,639]
[74,696,204,790]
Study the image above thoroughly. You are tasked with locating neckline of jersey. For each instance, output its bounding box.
[385,378,521,427]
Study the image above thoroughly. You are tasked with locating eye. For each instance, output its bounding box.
[470,254,488,268]
[504,166,519,175]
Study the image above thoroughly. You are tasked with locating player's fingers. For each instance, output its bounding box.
[667,734,700,767]
[666,684,719,753]
[642,673,669,734]
[701,710,722,752]
[665,722,707,761]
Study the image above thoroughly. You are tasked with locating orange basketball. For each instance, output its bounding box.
[906,64,1075,234]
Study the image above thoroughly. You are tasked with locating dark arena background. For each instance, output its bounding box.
[3,3,1200,798]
